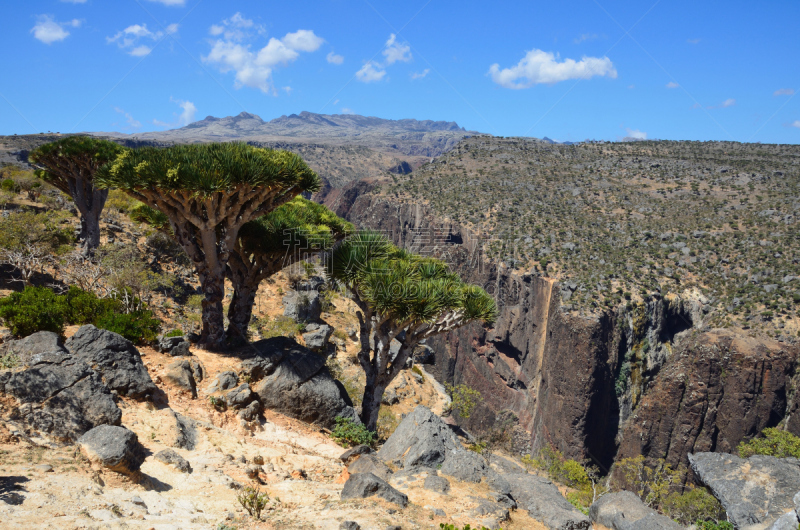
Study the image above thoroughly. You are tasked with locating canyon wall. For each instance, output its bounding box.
[327,181,800,473]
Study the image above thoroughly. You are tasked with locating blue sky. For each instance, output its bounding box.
[1,0,798,143]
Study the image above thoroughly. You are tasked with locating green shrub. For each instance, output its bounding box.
[0,286,67,337]
[236,485,269,519]
[94,310,160,344]
[694,521,734,530]
[331,416,376,447]
[738,428,800,458]
[662,486,726,526]
[444,383,481,419]
[62,286,122,325]
[0,178,18,193]
[164,329,184,338]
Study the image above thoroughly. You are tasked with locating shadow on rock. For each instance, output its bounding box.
[0,475,29,506]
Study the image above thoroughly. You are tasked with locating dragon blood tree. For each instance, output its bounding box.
[327,231,497,431]
[28,136,123,255]
[226,196,352,340]
[97,142,320,349]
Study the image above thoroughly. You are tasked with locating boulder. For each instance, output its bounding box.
[340,522,360,530]
[160,409,197,450]
[247,337,359,429]
[339,445,374,465]
[504,474,592,530]
[0,351,121,443]
[302,324,332,351]
[590,491,681,530]
[225,384,255,410]
[340,472,408,507]
[283,290,321,323]
[65,325,156,400]
[3,331,66,366]
[156,336,191,357]
[469,497,510,529]
[423,475,450,493]
[690,452,800,528]
[205,371,238,394]
[78,425,145,474]
[377,406,461,468]
[238,401,262,422]
[154,449,191,473]
[770,510,800,530]
[348,453,393,481]
[164,359,205,398]
[440,450,488,483]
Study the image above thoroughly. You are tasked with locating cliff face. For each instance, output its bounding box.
[330,181,800,473]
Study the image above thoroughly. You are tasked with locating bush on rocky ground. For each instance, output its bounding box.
[738,427,800,458]
[331,416,376,448]
[0,285,159,343]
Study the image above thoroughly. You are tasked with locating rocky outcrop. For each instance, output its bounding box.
[0,345,121,443]
[65,325,157,400]
[164,358,205,398]
[377,406,460,468]
[617,330,798,471]
[690,452,800,528]
[504,474,592,530]
[244,336,359,429]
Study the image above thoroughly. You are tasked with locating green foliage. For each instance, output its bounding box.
[444,383,481,419]
[331,416,376,447]
[738,428,800,458]
[257,315,303,339]
[1,178,18,192]
[209,395,226,410]
[0,209,74,253]
[0,286,159,343]
[527,445,605,512]
[377,407,399,440]
[0,351,20,370]
[0,286,67,337]
[610,455,683,508]
[661,487,726,526]
[164,329,184,338]
[236,485,269,519]
[97,142,320,196]
[94,310,160,344]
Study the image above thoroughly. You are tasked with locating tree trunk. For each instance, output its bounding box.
[198,266,227,350]
[226,283,257,341]
[359,379,388,432]
[81,201,103,255]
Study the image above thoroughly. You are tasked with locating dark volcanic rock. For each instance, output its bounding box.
[283,290,321,323]
[423,474,450,493]
[690,452,800,528]
[439,450,488,483]
[348,453,392,481]
[0,351,121,442]
[504,473,592,530]
[339,445,373,465]
[225,383,255,410]
[617,330,798,470]
[377,406,460,468]
[78,425,145,474]
[4,331,66,365]
[65,325,156,400]
[247,337,358,429]
[340,472,408,507]
[154,448,191,473]
[164,358,205,398]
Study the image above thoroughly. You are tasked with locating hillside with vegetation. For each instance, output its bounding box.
[380,137,800,342]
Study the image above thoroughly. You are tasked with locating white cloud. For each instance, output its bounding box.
[203,19,323,94]
[107,23,178,56]
[789,120,800,129]
[488,49,617,88]
[208,12,264,42]
[146,0,186,6]
[383,34,411,64]
[153,98,197,128]
[411,69,430,80]
[687,38,701,44]
[341,108,354,115]
[666,82,680,89]
[31,15,80,44]
[282,86,292,95]
[708,98,735,109]
[625,128,647,140]
[114,107,141,130]
[356,61,386,83]
[775,88,795,96]
[327,51,344,65]
[628,85,635,89]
